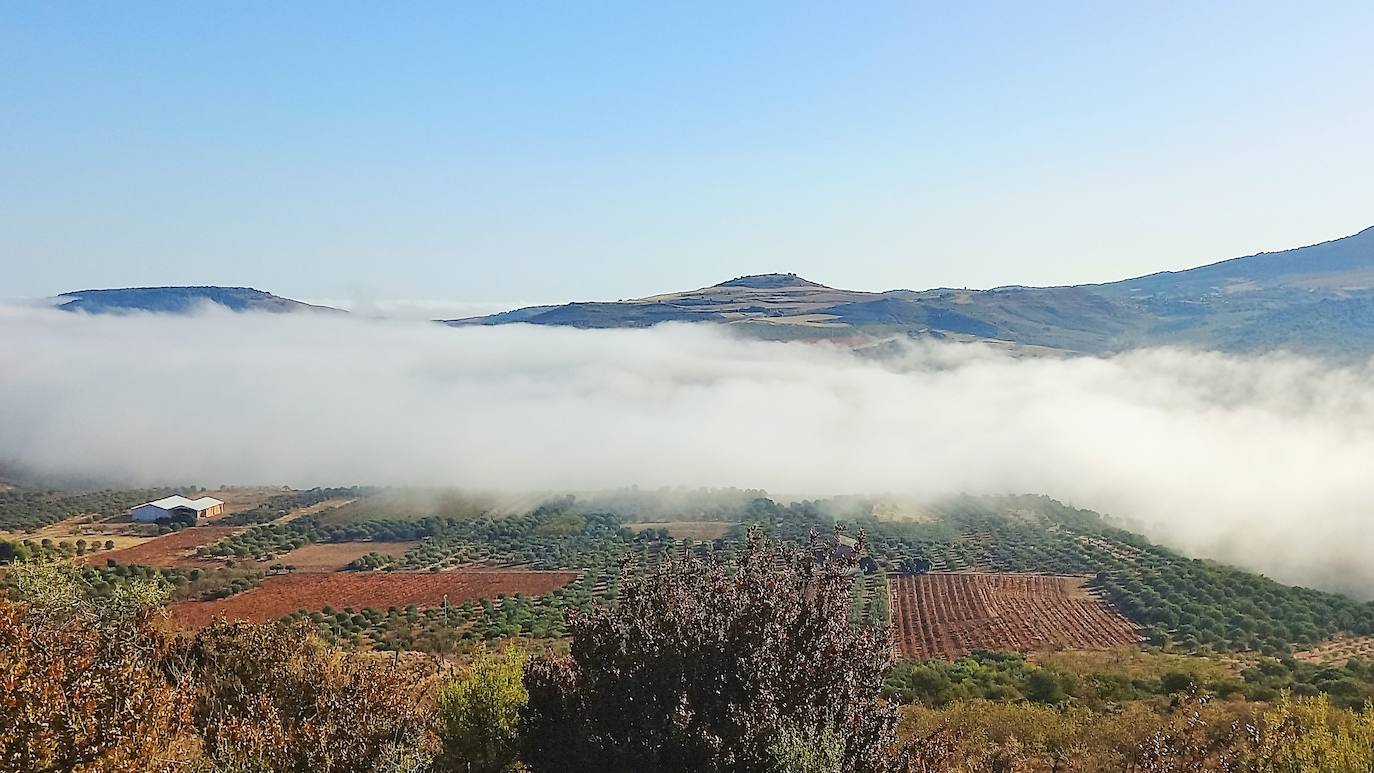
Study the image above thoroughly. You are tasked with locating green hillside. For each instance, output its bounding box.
[152,486,1374,658]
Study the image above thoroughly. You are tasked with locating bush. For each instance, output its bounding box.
[0,562,191,771]
[186,619,437,772]
[436,647,528,772]
[521,527,898,773]
[0,559,437,772]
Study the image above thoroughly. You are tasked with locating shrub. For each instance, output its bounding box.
[436,647,529,772]
[0,563,192,771]
[521,527,898,773]
[188,620,438,773]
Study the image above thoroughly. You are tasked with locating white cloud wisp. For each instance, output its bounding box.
[3,306,1373,596]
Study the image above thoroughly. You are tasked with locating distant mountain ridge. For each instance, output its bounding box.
[54,286,342,315]
[448,225,1374,356]
[52,225,1374,355]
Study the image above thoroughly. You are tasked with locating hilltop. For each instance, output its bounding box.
[450,226,1374,356]
[53,286,342,315]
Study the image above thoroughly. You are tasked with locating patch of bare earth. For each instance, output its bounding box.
[89,527,241,567]
[260,541,418,572]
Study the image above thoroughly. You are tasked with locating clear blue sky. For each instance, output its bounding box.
[4,1,1372,305]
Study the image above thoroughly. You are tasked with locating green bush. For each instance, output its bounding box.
[436,647,528,772]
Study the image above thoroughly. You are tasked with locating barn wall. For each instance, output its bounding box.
[130,504,169,522]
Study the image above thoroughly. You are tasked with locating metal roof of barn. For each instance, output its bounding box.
[139,495,225,511]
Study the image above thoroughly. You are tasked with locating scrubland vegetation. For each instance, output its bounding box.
[886,648,1374,711]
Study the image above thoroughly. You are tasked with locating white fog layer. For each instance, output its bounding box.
[3,305,1373,596]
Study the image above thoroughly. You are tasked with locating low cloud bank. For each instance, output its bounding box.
[3,306,1374,596]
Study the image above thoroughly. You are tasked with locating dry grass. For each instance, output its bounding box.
[1296,634,1374,665]
[1031,647,1239,681]
[275,498,356,523]
[0,516,153,549]
[211,487,288,514]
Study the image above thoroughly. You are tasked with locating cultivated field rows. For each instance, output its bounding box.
[888,573,1140,661]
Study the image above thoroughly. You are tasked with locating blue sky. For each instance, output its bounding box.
[3,1,1372,305]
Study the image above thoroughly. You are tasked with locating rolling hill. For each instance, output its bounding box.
[53,286,342,315]
[450,225,1374,356]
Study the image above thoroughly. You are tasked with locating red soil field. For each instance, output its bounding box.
[169,570,578,629]
[259,541,418,572]
[88,527,240,567]
[888,573,1139,661]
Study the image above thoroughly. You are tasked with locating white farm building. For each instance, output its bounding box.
[130,495,225,523]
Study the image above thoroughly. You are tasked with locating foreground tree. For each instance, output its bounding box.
[187,619,437,773]
[0,562,193,772]
[1,560,437,773]
[521,527,898,773]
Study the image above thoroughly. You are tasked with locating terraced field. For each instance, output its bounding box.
[888,573,1139,660]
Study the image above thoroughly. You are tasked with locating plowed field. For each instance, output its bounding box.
[169,570,578,629]
[888,573,1139,660]
[88,527,240,567]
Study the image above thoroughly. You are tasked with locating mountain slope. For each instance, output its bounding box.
[54,286,342,315]
[1092,226,1374,354]
[450,226,1374,355]
[1104,225,1374,297]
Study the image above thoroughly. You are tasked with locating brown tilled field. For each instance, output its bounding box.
[87,526,240,567]
[888,573,1139,661]
[260,541,418,572]
[169,570,578,629]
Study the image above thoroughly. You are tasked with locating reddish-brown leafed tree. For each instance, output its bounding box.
[0,602,193,772]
